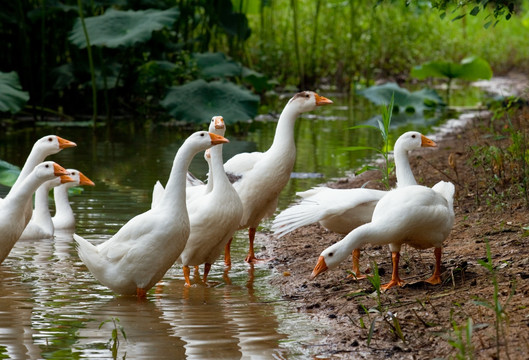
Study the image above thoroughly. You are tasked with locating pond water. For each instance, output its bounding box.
[0,88,489,359]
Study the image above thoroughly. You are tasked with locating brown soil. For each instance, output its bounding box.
[264,100,529,358]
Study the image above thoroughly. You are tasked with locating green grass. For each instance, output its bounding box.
[244,1,529,90]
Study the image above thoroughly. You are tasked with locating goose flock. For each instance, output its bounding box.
[0,90,455,297]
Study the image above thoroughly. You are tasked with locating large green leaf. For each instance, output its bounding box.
[0,160,20,187]
[69,7,179,48]
[161,79,259,124]
[193,52,242,80]
[357,83,443,114]
[411,56,493,81]
[0,71,30,114]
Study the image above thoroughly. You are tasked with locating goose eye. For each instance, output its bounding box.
[305,94,310,98]
[411,134,416,138]
[45,164,49,168]
[328,252,334,257]
[48,137,53,142]
[200,133,204,137]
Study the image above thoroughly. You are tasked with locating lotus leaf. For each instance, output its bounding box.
[0,160,20,187]
[411,56,492,81]
[69,7,179,48]
[357,83,443,114]
[0,72,29,114]
[193,52,242,80]
[161,79,259,124]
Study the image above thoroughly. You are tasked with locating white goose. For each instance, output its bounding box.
[178,116,243,286]
[74,131,229,297]
[6,135,76,226]
[271,131,437,277]
[151,116,223,209]
[52,169,95,231]
[311,181,455,290]
[223,91,333,265]
[19,175,75,240]
[0,161,70,264]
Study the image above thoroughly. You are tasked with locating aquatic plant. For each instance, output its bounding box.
[344,94,394,189]
[411,56,493,106]
[0,71,29,114]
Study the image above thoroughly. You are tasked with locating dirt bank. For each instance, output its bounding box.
[264,79,529,359]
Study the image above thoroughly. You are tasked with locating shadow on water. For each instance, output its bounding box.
[0,88,489,358]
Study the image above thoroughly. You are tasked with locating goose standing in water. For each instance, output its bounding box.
[74,131,228,297]
[5,135,76,226]
[0,162,71,263]
[52,169,95,231]
[178,116,243,286]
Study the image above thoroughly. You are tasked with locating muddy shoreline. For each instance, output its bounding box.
[260,75,529,359]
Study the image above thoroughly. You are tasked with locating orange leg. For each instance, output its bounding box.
[203,263,212,284]
[224,237,233,267]
[347,249,367,280]
[425,247,442,285]
[183,265,192,287]
[381,252,405,291]
[245,228,271,264]
[136,287,147,298]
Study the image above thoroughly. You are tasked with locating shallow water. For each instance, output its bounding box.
[0,90,485,359]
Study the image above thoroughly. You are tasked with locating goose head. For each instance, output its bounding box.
[287,91,333,114]
[185,131,229,153]
[34,161,71,182]
[395,131,437,152]
[209,116,226,136]
[310,240,351,279]
[66,169,96,187]
[34,135,77,156]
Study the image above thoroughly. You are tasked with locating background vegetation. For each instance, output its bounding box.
[0,0,528,125]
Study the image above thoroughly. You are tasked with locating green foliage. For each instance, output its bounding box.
[0,160,20,187]
[345,94,394,189]
[69,7,180,49]
[0,71,30,114]
[357,82,444,114]
[430,0,517,25]
[194,52,242,80]
[469,99,529,208]
[161,79,260,124]
[473,239,515,359]
[193,52,272,92]
[411,57,493,81]
[446,316,475,359]
[99,317,127,360]
[412,56,493,106]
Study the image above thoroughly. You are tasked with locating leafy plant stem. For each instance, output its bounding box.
[76,0,98,127]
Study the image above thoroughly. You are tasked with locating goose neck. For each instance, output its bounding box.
[53,185,71,214]
[394,147,417,187]
[209,144,230,191]
[11,145,44,193]
[159,144,195,208]
[269,105,299,153]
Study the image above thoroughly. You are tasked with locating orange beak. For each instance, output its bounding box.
[310,256,328,279]
[79,171,95,186]
[60,175,75,184]
[421,135,437,148]
[314,93,333,106]
[209,133,229,145]
[213,116,225,130]
[57,136,77,149]
[53,163,69,176]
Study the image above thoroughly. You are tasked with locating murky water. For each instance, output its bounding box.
[0,90,486,359]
